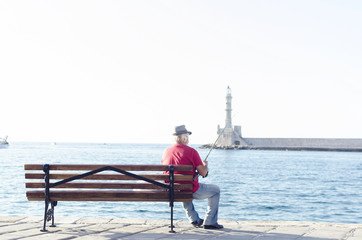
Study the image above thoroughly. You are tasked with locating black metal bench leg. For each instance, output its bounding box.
[169,204,175,233]
[41,164,50,232]
[168,165,176,233]
[41,200,49,232]
[50,201,57,227]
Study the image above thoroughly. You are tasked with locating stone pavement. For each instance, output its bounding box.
[0,216,361,240]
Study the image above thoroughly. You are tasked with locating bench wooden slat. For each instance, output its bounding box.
[24,164,193,172]
[25,182,193,190]
[26,190,192,202]
[25,173,193,181]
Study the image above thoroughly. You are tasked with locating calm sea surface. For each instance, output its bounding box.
[1,142,361,223]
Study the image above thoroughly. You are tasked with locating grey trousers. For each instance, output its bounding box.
[182,183,221,225]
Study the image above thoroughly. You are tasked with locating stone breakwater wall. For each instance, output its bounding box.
[200,138,362,151]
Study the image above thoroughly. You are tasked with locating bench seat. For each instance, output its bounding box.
[26,190,192,202]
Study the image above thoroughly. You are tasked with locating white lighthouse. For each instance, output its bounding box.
[216,86,245,148]
[225,86,232,128]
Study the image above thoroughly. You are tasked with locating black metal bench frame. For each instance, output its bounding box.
[39,164,178,232]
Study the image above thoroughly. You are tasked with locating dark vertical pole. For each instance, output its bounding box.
[41,164,50,232]
[50,201,56,227]
[168,165,175,233]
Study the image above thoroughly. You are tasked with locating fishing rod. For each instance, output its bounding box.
[193,127,226,180]
[204,127,226,162]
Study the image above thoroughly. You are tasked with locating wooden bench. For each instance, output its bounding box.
[24,164,193,232]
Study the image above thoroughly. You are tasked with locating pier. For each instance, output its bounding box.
[1,216,361,239]
[201,138,362,152]
[207,87,362,152]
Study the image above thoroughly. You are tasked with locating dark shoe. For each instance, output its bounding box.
[204,223,224,229]
[191,219,204,228]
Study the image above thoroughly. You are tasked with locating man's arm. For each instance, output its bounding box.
[196,160,209,177]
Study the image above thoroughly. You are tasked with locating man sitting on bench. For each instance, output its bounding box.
[162,125,223,230]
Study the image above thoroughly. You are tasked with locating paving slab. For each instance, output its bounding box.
[0,216,361,240]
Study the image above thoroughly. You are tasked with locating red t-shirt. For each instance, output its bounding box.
[161,144,203,193]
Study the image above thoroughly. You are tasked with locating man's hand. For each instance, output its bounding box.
[203,160,208,167]
[196,160,209,177]
[202,160,209,178]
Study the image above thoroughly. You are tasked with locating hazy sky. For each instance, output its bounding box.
[1,0,362,144]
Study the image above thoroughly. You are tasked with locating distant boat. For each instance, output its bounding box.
[0,136,9,148]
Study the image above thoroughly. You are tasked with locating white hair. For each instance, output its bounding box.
[175,133,189,145]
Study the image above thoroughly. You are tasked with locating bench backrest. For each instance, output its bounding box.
[24,164,193,202]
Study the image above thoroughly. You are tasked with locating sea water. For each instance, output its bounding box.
[1,142,361,223]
